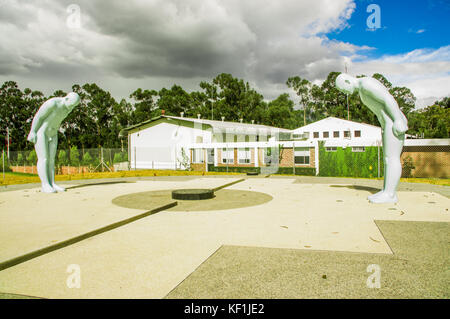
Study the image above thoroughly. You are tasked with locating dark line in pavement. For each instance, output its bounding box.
[0,201,177,272]
[212,178,245,191]
[65,181,133,190]
[164,245,224,299]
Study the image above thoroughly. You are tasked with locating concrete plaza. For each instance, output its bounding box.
[0,176,448,298]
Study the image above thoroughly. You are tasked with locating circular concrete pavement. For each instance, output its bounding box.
[112,189,273,211]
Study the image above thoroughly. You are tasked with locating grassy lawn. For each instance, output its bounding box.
[0,170,241,186]
[1,170,448,186]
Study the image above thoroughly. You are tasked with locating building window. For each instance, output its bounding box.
[313,132,319,138]
[344,131,351,138]
[323,132,329,138]
[294,147,310,165]
[352,147,365,152]
[325,147,337,152]
[354,130,361,137]
[192,149,204,163]
[333,131,340,138]
[222,148,234,164]
[238,148,251,164]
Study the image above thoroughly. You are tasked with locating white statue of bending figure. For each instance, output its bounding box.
[336,74,408,203]
[27,92,80,193]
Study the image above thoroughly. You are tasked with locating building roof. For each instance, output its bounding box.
[404,138,450,146]
[293,117,381,132]
[120,115,291,137]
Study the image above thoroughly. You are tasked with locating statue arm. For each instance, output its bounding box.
[27,100,54,143]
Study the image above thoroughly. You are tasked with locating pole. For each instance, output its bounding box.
[6,127,10,160]
[2,149,5,182]
[347,94,349,121]
[377,143,381,178]
[134,147,137,171]
[293,142,295,175]
[345,63,349,121]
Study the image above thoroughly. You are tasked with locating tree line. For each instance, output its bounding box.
[0,72,448,152]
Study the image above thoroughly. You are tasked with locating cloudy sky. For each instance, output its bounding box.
[0,0,449,108]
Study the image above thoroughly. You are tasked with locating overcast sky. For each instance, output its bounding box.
[0,0,449,108]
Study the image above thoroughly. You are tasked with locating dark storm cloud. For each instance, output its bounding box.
[7,0,446,104]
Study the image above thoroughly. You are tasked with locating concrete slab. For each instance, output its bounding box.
[0,177,239,263]
[0,178,447,298]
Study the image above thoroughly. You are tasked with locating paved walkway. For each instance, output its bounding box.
[0,176,448,298]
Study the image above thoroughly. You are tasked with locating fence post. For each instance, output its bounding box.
[292,142,295,175]
[2,149,5,182]
[377,143,381,178]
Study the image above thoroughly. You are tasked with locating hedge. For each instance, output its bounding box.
[318,141,384,178]
[207,165,316,176]
[207,164,260,174]
[274,167,316,176]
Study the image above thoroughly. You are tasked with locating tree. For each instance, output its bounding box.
[129,88,158,124]
[407,98,450,138]
[286,76,313,126]
[157,85,193,117]
[0,81,45,151]
[264,93,298,129]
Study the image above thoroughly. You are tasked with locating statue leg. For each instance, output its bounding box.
[369,120,404,203]
[48,135,65,192]
[35,132,55,193]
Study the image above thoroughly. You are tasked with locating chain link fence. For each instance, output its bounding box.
[2,148,128,175]
[2,142,448,179]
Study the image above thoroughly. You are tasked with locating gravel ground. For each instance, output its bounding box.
[166,220,449,299]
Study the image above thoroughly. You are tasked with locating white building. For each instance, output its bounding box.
[292,117,382,143]
[120,115,291,170]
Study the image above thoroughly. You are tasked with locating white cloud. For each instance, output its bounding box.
[0,0,446,110]
[348,45,450,108]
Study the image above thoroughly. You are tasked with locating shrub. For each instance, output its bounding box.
[57,150,68,166]
[27,150,38,165]
[17,153,24,165]
[82,152,93,166]
[402,156,415,178]
[70,146,80,166]
[275,167,316,176]
[207,165,260,174]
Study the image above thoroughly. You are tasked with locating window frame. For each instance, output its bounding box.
[238,148,251,164]
[221,148,234,164]
[294,147,310,165]
[352,146,365,152]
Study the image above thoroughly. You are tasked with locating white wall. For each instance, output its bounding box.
[293,117,381,141]
[129,122,212,169]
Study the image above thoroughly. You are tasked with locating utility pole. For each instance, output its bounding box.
[6,127,10,160]
[345,64,350,121]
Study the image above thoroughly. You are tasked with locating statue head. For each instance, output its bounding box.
[63,92,80,111]
[336,73,357,94]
